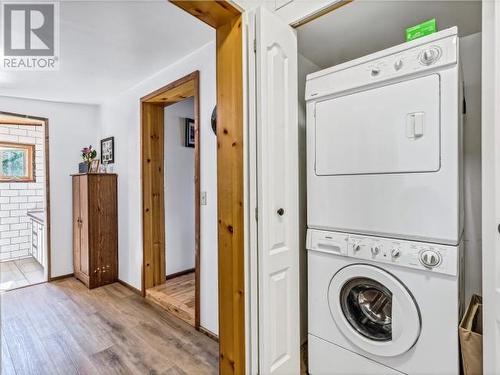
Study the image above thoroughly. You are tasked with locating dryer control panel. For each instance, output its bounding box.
[305,27,458,101]
[307,229,460,276]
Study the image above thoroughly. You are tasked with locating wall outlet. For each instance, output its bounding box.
[201,191,207,206]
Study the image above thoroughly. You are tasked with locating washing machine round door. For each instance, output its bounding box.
[328,264,421,357]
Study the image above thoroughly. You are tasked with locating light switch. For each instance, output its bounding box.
[201,191,207,206]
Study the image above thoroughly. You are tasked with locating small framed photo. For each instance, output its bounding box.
[89,159,100,173]
[184,118,195,148]
[101,137,115,164]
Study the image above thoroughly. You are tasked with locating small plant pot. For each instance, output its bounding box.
[79,162,89,173]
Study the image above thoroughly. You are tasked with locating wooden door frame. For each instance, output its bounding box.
[132,1,244,373]
[0,111,52,282]
[141,71,201,329]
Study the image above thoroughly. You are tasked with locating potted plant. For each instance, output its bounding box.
[79,145,97,173]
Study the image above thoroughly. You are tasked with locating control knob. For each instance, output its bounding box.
[391,248,401,259]
[394,59,403,71]
[353,243,361,252]
[419,46,441,66]
[419,249,441,268]
[370,67,381,76]
[371,246,380,256]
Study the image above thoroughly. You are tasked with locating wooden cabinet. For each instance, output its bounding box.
[72,174,118,289]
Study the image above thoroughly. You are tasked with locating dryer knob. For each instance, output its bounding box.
[419,249,441,268]
[371,246,380,256]
[419,47,441,65]
[353,244,361,252]
[394,59,403,71]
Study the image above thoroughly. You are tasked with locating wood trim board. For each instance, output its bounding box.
[117,278,142,295]
[160,2,245,373]
[215,14,245,375]
[170,0,240,28]
[166,268,196,280]
[141,71,201,329]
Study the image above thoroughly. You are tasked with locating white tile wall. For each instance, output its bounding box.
[0,124,45,261]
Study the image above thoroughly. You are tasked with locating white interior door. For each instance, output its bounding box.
[482,2,500,374]
[255,6,300,375]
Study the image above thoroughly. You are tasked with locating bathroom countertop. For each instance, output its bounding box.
[27,210,45,225]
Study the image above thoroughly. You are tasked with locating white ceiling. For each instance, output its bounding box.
[0,1,214,104]
[298,1,482,69]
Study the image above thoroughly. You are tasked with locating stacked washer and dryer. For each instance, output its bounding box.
[306,27,464,374]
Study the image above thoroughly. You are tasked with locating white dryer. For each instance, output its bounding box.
[306,27,463,245]
[307,229,463,375]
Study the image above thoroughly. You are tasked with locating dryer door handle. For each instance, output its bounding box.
[406,112,425,139]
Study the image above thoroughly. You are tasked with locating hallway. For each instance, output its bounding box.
[0,278,218,375]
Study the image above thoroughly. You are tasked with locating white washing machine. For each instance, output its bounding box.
[306,27,463,245]
[307,229,463,374]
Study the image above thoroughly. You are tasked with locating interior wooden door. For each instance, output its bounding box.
[255,6,300,374]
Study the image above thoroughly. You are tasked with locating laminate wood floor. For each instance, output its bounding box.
[146,273,195,327]
[0,277,218,375]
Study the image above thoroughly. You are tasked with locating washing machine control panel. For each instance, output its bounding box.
[307,229,459,276]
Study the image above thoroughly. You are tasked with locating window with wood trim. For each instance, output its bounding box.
[0,142,35,182]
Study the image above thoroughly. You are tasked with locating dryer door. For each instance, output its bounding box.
[314,74,440,176]
[328,264,421,357]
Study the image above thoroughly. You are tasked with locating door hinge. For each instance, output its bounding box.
[253,39,257,53]
[255,207,258,221]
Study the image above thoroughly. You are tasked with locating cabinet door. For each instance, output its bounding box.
[89,175,118,285]
[78,176,90,276]
[72,177,81,275]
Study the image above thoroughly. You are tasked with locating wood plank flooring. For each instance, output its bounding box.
[146,273,195,326]
[0,278,218,375]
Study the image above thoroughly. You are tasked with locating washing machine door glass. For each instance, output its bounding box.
[329,264,421,357]
[340,278,392,342]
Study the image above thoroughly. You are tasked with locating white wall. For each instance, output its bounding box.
[100,41,218,334]
[460,33,482,302]
[164,98,196,275]
[0,124,45,262]
[298,54,321,343]
[0,96,100,277]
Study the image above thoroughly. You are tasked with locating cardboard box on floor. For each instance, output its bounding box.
[459,294,483,375]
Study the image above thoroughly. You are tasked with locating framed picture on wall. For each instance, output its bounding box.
[101,137,115,164]
[184,118,195,148]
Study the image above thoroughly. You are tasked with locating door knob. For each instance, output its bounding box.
[277,208,285,216]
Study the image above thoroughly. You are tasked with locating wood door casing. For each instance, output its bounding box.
[142,102,166,290]
[141,72,201,330]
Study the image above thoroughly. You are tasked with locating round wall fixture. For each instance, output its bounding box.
[211,106,217,135]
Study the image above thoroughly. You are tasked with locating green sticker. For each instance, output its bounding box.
[406,19,437,42]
